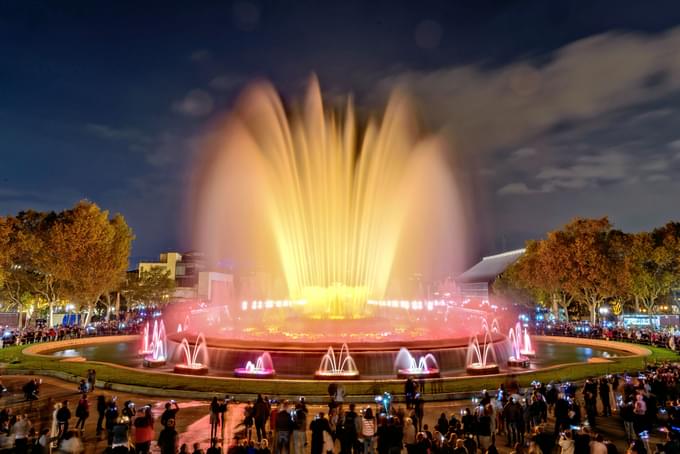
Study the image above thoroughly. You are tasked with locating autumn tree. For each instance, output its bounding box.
[48,201,133,326]
[124,266,176,309]
[545,217,623,323]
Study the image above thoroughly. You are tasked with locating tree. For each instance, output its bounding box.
[124,267,176,309]
[546,218,622,323]
[48,201,134,326]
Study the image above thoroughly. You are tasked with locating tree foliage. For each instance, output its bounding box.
[124,266,176,308]
[0,201,134,326]
[494,217,680,321]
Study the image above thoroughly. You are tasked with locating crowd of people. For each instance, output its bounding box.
[540,323,680,351]
[0,320,143,348]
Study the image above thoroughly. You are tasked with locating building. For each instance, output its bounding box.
[136,252,234,305]
[456,249,526,300]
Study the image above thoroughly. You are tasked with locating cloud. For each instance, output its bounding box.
[210,74,245,91]
[190,49,212,62]
[377,27,680,154]
[641,158,670,172]
[628,108,674,124]
[647,174,671,182]
[498,182,535,196]
[536,150,631,182]
[509,147,536,159]
[172,89,214,117]
[668,139,680,150]
[86,123,148,142]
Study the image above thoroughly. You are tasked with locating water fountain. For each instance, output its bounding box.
[138,321,153,356]
[315,343,359,379]
[481,318,501,334]
[174,333,210,375]
[507,322,530,368]
[520,328,536,357]
[394,347,439,378]
[234,352,276,378]
[143,320,167,367]
[465,329,499,375]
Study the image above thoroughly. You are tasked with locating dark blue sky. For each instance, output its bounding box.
[3,0,680,268]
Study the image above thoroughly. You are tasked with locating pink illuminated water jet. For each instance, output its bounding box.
[234,352,276,378]
[143,320,167,367]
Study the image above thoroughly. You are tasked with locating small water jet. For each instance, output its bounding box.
[143,320,167,367]
[173,333,210,375]
[315,343,359,379]
[507,322,530,368]
[394,347,439,378]
[234,352,276,378]
[520,328,536,357]
[481,318,500,334]
[138,321,153,356]
[465,329,499,375]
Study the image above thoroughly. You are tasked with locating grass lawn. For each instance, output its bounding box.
[1,341,677,399]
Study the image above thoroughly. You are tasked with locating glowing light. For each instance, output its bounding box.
[194,77,461,319]
[315,344,359,378]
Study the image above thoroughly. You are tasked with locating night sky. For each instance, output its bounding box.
[2,1,680,269]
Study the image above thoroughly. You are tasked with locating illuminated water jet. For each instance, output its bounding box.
[138,321,153,356]
[315,344,359,379]
[143,320,167,367]
[466,328,499,375]
[234,352,276,378]
[193,77,463,323]
[173,333,209,375]
[507,322,530,368]
[394,347,439,378]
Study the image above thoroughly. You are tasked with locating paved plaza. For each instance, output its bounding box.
[0,374,667,453]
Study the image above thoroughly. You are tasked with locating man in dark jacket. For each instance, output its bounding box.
[56,400,71,439]
[276,402,294,454]
[254,394,270,442]
[310,412,332,454]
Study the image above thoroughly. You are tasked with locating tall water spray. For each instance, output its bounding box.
[192,77,464,320]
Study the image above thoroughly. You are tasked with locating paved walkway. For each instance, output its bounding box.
[0,375,666,453]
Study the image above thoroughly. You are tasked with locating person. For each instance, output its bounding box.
[158,418,179,454]
[452,439,467,454]
[56,400,72,440]
[340,403,360,454]
[414,394,425,433]
[75,394,89,432]
[276,401,293,454]
[477,406,493,452]
[405,378,416,409]
[403,417,416,454]
[134,405,154,454]
[210,397,221,444]
[590,434,608,454]
[96,395,107,438]
[436,412,449,436]
[78,379,88,394]
[180,443,190,454]
[292,403,307,454]
[36,427,50,454]
[87,368,96,392]
[254,394,271,443]
[244,401,255,441]
[361,408,376,454]
[559,430,575,454]
[259,439,272,454]
[58,430,84,453]
[11,414,31,454]
[105,398,120,446]
[162,401,181,428]
[310,412,332,454]
[599,379,611,417]
[193,442,206,454]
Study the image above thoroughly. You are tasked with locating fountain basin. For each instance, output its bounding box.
[507,357,530,368]
[174,364,210,375]
[143,357,167,368]
[234,368,276,379]
[314,370,360,380]
[465,363,499,375]
[397,368,440,379]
